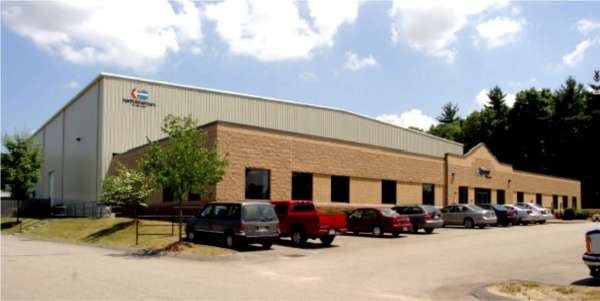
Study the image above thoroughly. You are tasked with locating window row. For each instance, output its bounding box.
[456,186,577,209]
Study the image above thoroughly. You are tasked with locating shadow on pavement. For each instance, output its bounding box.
[571,277,600,287]
[275,238,339,250]
[83,220,135,242]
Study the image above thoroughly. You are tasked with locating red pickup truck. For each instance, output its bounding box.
[271,200,347,246]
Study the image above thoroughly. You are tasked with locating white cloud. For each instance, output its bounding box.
[344,51,378,71]
[376,109,438,131]
[475,89,516,109]
[562,39,593,67]
[1,1,202,72]
[204,0,359,61]
[389,0,508,63]
[577,19,600,34]
[298,72,318,81]
[65,80,79,89]
[475,17,525,48]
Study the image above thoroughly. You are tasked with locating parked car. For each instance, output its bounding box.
[271,200,347,246]
[185,201,279,249]
[347,207,412,237]
[477,204,518,226]
[440,204,497,228]
[391,205,443,234]
[515,202,552,224]
[583,229,600,278]
[503,204,539,225]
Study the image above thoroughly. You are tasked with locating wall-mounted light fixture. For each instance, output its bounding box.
[451,172,455,184]
[76,137,81,142]
[507,179,512,188]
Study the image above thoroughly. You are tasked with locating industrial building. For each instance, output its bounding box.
[32,73,581,212]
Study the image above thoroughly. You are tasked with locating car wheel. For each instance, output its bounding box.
[463,218,475,229]
[372,226,383,237]
[320,235,335,246]
[478,224,486,229]
[224,233,237,249]
[291,228,307,246]
[522,221,529,226]
[412,227,419,234]
[353,231,359,236]
[186,229,196,242]
[261,241,273,250]
[424,228,434,234]
[540,220,546,224]
[392,232,400,237]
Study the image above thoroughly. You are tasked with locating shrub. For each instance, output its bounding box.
[563,208,576,220]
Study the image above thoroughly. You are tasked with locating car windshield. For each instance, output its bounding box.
[381,208,399,217]
[242,204,276,222]
[493,205,507,211]
[422,205,439,214]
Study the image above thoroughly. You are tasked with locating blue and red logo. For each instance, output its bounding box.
[130,88,149,101]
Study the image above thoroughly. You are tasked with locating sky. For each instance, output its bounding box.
[1,0,599,137]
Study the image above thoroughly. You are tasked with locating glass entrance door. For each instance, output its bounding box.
[475,188,491,204]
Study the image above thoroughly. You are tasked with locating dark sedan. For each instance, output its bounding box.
[347,208,412,237]
[477,203,518,226]
[391,205,443,234]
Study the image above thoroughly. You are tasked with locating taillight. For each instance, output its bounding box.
[527,209,532,215]
[507,210,514,216]
[586,236,592,253]
[424,213,432,220]
[239,223,246,234]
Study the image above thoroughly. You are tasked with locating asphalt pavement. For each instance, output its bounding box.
[2,221,598,300]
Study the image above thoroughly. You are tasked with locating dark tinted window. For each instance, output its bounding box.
[331,176,349,203]
[536,193,542,206]
[381,180,397,204]
[458,186,468,204]
[349,210,362,219]
[242,204,276,222]
[292,172,313,200]
[381,208,399,217]
[228,205,241,220]
[572,197,577,209]
[362,210,378,219]
[497,190,505,205]
[199,205,212,218]
[163,187,174,203]
[552,195,558,209]
[422,184,435,205]
[245,168,270,200]
[188,191,201,202]
[422,205,438,214]
[274,203,288,216]
[562,196,568,209]
[517,192,524,202]
[213,205,229,219]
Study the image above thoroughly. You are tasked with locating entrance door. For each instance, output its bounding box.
[48,171,56,206]
[474,188,491,204]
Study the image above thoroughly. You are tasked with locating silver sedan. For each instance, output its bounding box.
[440,204,497,228]
[504,204,539,225]
[515,202,553,224]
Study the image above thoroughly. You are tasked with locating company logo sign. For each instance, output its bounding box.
[123,88,155,107]
[477,166,491,178]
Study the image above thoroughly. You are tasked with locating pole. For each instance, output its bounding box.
[178,199,183,241]
[134,204,138,245]
[17,199,22,233]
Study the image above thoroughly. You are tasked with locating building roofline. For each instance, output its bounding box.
[31,72,463,148]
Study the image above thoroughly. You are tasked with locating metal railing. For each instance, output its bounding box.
[134,214,193,245]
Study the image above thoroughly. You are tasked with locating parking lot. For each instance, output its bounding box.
[2,221,597,300]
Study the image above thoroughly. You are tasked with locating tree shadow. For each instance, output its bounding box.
[274,238,340,249]
[1,221,21,230]
[83,220,135,242]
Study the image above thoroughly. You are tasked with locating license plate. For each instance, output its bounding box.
[328,229,336,235]
[257,226,267,232]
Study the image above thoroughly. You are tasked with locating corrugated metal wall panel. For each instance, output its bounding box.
[100,76,463,181]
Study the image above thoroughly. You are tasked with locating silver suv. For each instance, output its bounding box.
[440,204,497,228]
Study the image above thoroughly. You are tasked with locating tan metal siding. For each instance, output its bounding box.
[41,112,63,201]
[62,85,98,204]
[32,132,44,198]
[101,77,462,180]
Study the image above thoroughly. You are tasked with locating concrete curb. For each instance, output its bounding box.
[471,285,518,301]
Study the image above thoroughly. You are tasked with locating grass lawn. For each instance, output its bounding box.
[0,217,232,257]
[488,280,600,301]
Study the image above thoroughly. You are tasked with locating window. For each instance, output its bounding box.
[331,176,349,203]
[458,186,468,204]
[292,203,316,211]
[292,172,313,200]
[188,191,201,202]
[362,209,377,219]
[552,195,558,209]
[245,168,270,200]
[213,205,229,219]
[163,187,174,203]
[199,205,212,218]
[381,180,397,204]
[536,193,542,206]
[517,192,524,202]
[422,184,435,205]
[497,190,505,205]
[562,196,568,209]
[572,197,577,209]
[274,203,288,216]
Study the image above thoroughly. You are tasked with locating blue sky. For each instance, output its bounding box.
[2,0,599,137]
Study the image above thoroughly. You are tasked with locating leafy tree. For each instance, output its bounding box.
[437,102,460,123]
[100,164,155,210]
[1,134,43,200]
[142,114,228,241]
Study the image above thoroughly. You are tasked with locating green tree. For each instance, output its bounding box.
[1,134,43,200]
[437,102,460,123]
[142,115,228,241]
[100,164,155,210]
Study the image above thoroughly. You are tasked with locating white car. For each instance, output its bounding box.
[515,202,552,224]
[583,229,600,278]
[504,204,539,225]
